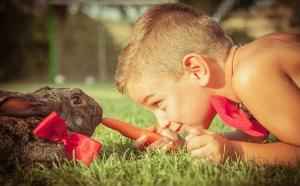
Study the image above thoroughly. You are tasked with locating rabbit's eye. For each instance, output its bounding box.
[72,96,82,105]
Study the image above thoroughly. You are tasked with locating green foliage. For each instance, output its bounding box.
[0,83,299,186]
[0,2,121,83]
[61,12,121,81]
[0,1,49,82]
[227,30,254,45]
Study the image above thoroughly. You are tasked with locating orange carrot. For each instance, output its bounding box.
[101,117,163,145]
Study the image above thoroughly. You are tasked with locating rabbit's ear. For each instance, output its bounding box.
[0,90,50,117]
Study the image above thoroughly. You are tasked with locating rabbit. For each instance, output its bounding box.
[0,86,103,169]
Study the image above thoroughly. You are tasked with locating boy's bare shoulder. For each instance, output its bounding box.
[232,32,300,89]
[237,32,300,63]
[259,32,300,42]
[230,34,300,145]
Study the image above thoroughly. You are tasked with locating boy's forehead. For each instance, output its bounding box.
[127,80,153,102]
[127,78,164,103]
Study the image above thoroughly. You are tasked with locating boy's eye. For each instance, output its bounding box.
[149,101,161,109]
[154,101,166,111]
[150,101,160,107]
[155,101,162,108]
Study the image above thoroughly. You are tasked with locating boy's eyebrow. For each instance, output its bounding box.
[140,94,154,105]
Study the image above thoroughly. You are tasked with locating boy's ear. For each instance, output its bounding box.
[182,53,211,86]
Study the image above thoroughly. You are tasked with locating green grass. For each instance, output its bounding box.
[0,82,299,186]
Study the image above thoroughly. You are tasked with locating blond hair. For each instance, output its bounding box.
[116,3,233,93]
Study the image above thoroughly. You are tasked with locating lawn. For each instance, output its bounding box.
[0,82,299,186]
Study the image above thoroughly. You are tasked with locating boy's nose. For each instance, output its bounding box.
[154,109,168,125]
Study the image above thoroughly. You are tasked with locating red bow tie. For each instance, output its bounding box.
[33,112,102,165]
[210,95,269,138]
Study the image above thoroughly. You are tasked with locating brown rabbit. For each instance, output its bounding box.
[0,86,103,169]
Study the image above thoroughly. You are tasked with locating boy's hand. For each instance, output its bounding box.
[134,123,185,152]
[185,129,235,163]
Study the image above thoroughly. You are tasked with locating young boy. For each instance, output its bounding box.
[115,3,300,166]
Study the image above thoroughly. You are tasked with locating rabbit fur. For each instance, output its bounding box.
[0,86,102,169]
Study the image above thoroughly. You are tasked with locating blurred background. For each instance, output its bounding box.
[0,0,299,85]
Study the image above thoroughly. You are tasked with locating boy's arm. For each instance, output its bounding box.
[231,140,300,166]
[223,129,267,143]
[185,129,299,166]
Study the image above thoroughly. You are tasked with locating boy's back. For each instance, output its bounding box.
[234,33,300,87]
[232,33,300,146]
